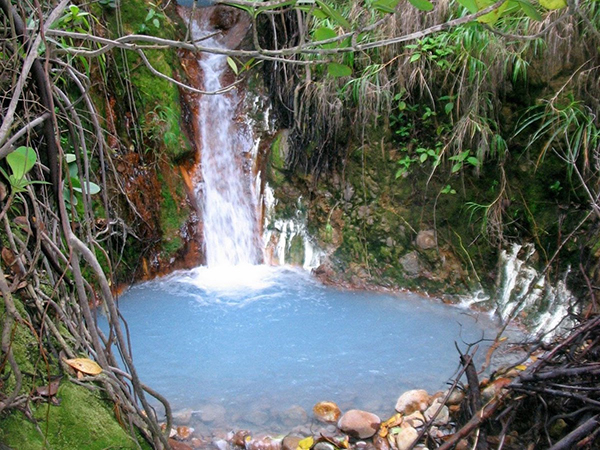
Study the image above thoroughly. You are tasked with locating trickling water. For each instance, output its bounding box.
[191,18,262,267]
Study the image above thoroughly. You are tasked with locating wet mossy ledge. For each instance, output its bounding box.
[87,0,203,283]
[0,297,148,449]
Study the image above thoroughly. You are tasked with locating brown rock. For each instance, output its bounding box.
[313,401,342,423]
[282,435,302,450]
[281,405,308,427]
[372,434,390,450]
[281,434,303,450]
[176,426,194,440]
[395,390,430,415]
[168,439,193,450]
[394,427,418,450]
[231,430,251,447]
[424,399,450,426]
[403,411,425,428]
[337,409,381,439]
[415,230,436,250]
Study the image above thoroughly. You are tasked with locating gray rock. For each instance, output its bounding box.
[399,251,421,277]
[424,399,450,426]
[314,443,335,450]
[415,230,436,250]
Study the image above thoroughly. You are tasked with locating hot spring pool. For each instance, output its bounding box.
[102,265,498,433]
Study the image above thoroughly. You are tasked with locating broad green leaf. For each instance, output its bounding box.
[310,8,328,19]
[227,57,239,75]
[420,153,428,163]
[71,177,101,195]
[152,18,160,28]
[408,0,434,11]
[7,146,37,180]
[314,26,337,42]
[451,162,462,173]
[315,0,351,29]
[409,53,421,63]
[467,156,480,167]
[372,0,401,13]
[145,8,155,21]
[327,62,352,77]
[445,102,454,115]
[539,0,566,9]
[69,5,80,15]
[515,0,542,19]
[475,0,508,24]
[458,0,479,13]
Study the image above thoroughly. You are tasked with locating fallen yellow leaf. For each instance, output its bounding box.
[298,436,314,450]
[63,358,103,375]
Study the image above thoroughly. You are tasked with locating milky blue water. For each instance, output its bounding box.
[104,266,497,432]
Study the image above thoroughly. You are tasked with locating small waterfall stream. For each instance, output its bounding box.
[191,17,262,267]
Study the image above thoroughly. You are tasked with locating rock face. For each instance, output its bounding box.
[415,230,436,250]
[395,390,430,415]
[337,409,381,439]
[313,401,342,423]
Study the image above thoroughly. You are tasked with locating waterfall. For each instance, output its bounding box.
[190,17,262,267]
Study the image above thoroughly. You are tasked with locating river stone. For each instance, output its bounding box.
[372,434,390,450]
[199,404,226,423]
[281,405,308,426]
[395,390,430,414]
[313,401,342,423]
[282,435,302,450]
[404,411,426,428]
[337,409,381,439]
[394,427,419,450]
[173,408,193,425]
[314,442,335,450]
[247,436,282,450]
[415,230,436,250]
[424,399,449,426]
[445,389,465,406]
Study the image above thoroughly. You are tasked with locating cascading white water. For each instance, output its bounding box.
[191,18,262,267]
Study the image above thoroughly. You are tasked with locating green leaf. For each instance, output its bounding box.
[539,0,566,9]
[409,53,421,63]
[65,154,77,164]
[467,156,480,167]
[475,0,508,24]
[451,162,462,173]
[311,8,328,19]
[397,101,407,111]
[69,5,80,15]
[444,102,454,115]
[314,26,337,42]
[227,56,239,75]
[327,62,352,77]
[315,0,351,29]
[372,0,401,13]
[515,0,542,19]
[7,146,37,180]
[152,18,160,28]
[457,0,479,13]
[408,0,434,11]
[145,8,155,21]
[420,153,428,163]
[71,177,101,195]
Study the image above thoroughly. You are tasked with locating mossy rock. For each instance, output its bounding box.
[0,383,146,450]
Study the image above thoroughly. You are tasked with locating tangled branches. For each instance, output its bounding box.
[0,0,171,447]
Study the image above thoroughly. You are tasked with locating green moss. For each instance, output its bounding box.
[158,173,187,258]
[0,383,143,450]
